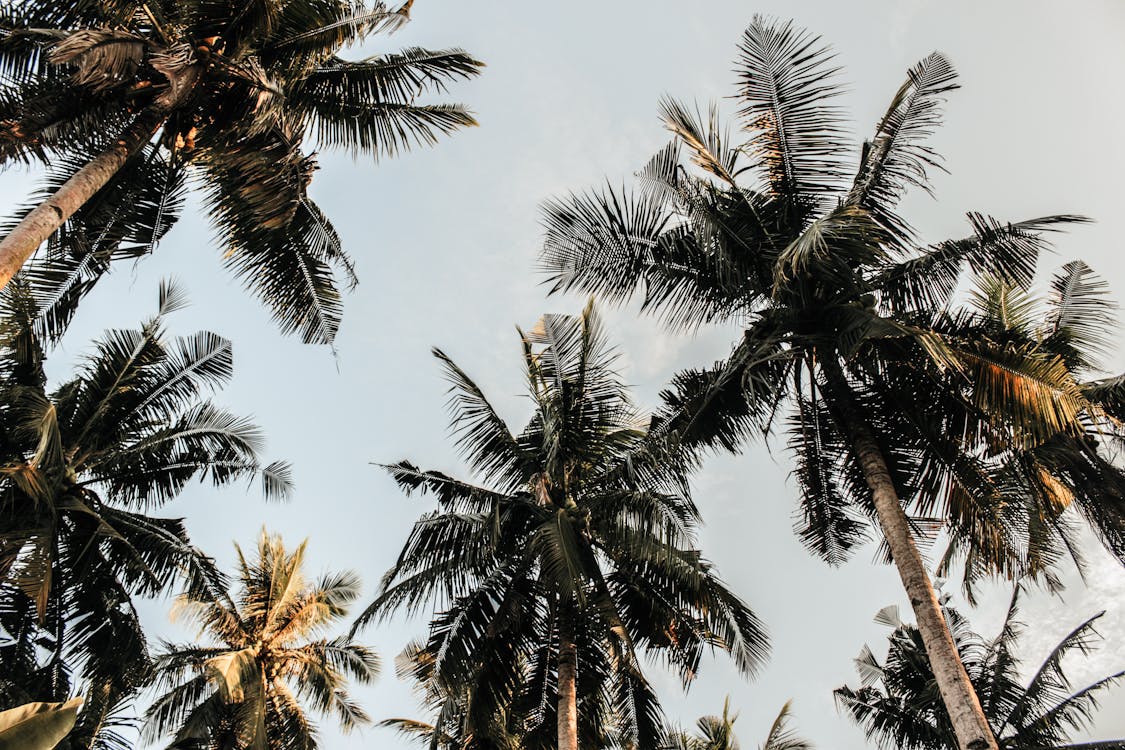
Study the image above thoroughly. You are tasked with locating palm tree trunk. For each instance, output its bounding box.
[821,357,998,750]
[0,70,197,291]
[558,615,579,750]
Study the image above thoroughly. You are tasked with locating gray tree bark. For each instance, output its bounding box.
[822,357,998,750]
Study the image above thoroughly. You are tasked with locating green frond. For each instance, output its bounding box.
[875,214,1088,314]
[212,190,351,345]
[1043,260,1116,371]
[296,46,483,110]
[267,3,405,53]
[848,52,959,241]
[656,329,792,452]
[540,184,672,302]
[48,28,146,91]
[761,701,811,750]
[788,397,869,565]
[958,340,1088,445]
[734,16,850,216]
[8,142,187,342]
[0,6,68,84]
[968,275,1041,335]
[432,348,529,494]
[773,205,886,288]
[300,96,478,159]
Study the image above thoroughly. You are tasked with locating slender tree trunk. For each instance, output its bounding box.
[557,615,579,750]
[0,69,197,290]
[821,357,998,750]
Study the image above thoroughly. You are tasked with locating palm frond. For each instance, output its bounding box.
[300,96,477,159]
[1043,260,1115,372]
[761,701,812,750]
[957,340,1088,446]
[659,97,741,186]
[734,16,849,216]
[540,183,671,302]
[848,52,959,241]
[9,142,187,343]
[875,214,1088,315]
[432,348,529,494]
[48,29,146,91]
[298,46,482,107]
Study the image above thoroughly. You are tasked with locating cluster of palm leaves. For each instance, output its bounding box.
[837,589,1124,750]
[362,304,766,750]
[0,279,293,749]
[0,0,481,343]
[662,698,811,750]
[1,3,1124,750]
[144,530,379,750]
[0,0,474,746]
[540,16,1125,750]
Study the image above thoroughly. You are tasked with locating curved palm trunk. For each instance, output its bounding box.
[558,615,579,750]
[0,70,197,290]
[821,358,998,750]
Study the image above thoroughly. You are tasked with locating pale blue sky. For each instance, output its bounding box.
[4,1,1125,747]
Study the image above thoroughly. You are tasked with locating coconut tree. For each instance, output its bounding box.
[356,302,768,750]
[836,589,1125,750]
[912,260,1125,596]
[143,529,379,750]
[663,698,812,750]
[0,0,482,344]
[379,640,532,750]
[663,698,740,750]
[539,17,1125,750]
[0,279,291,748]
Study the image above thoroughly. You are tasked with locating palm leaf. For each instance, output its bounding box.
[540,183,672,302]
[432,348,529,493]
[848,52,959,240]
[659,98,740,186]
[875,214,1088,314]
[761,701,811,750]
[734,15,849,214]
[1043,260,1115,371]
[0,697,84,750]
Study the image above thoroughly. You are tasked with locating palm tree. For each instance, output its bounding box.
[143,529,379,750]
[355,302,768,750]
[922,260,1125,595]
[0,0,482,344]
[538,17,1125,750]
[663,698,741,750]
[0,280,291,748]
[379,640,531,750]
[836,590,1125,750]
[663,699,812,750]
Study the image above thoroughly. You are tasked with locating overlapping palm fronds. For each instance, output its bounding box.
[0,0,483,344]
[663,698,813,750]
[539,15,1125,750]
[357,302,768,750]
[0,280,291,749]
[143,530,379,750]
[836,591,1125,750]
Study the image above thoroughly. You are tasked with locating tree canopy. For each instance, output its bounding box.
[0,0,482,343]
